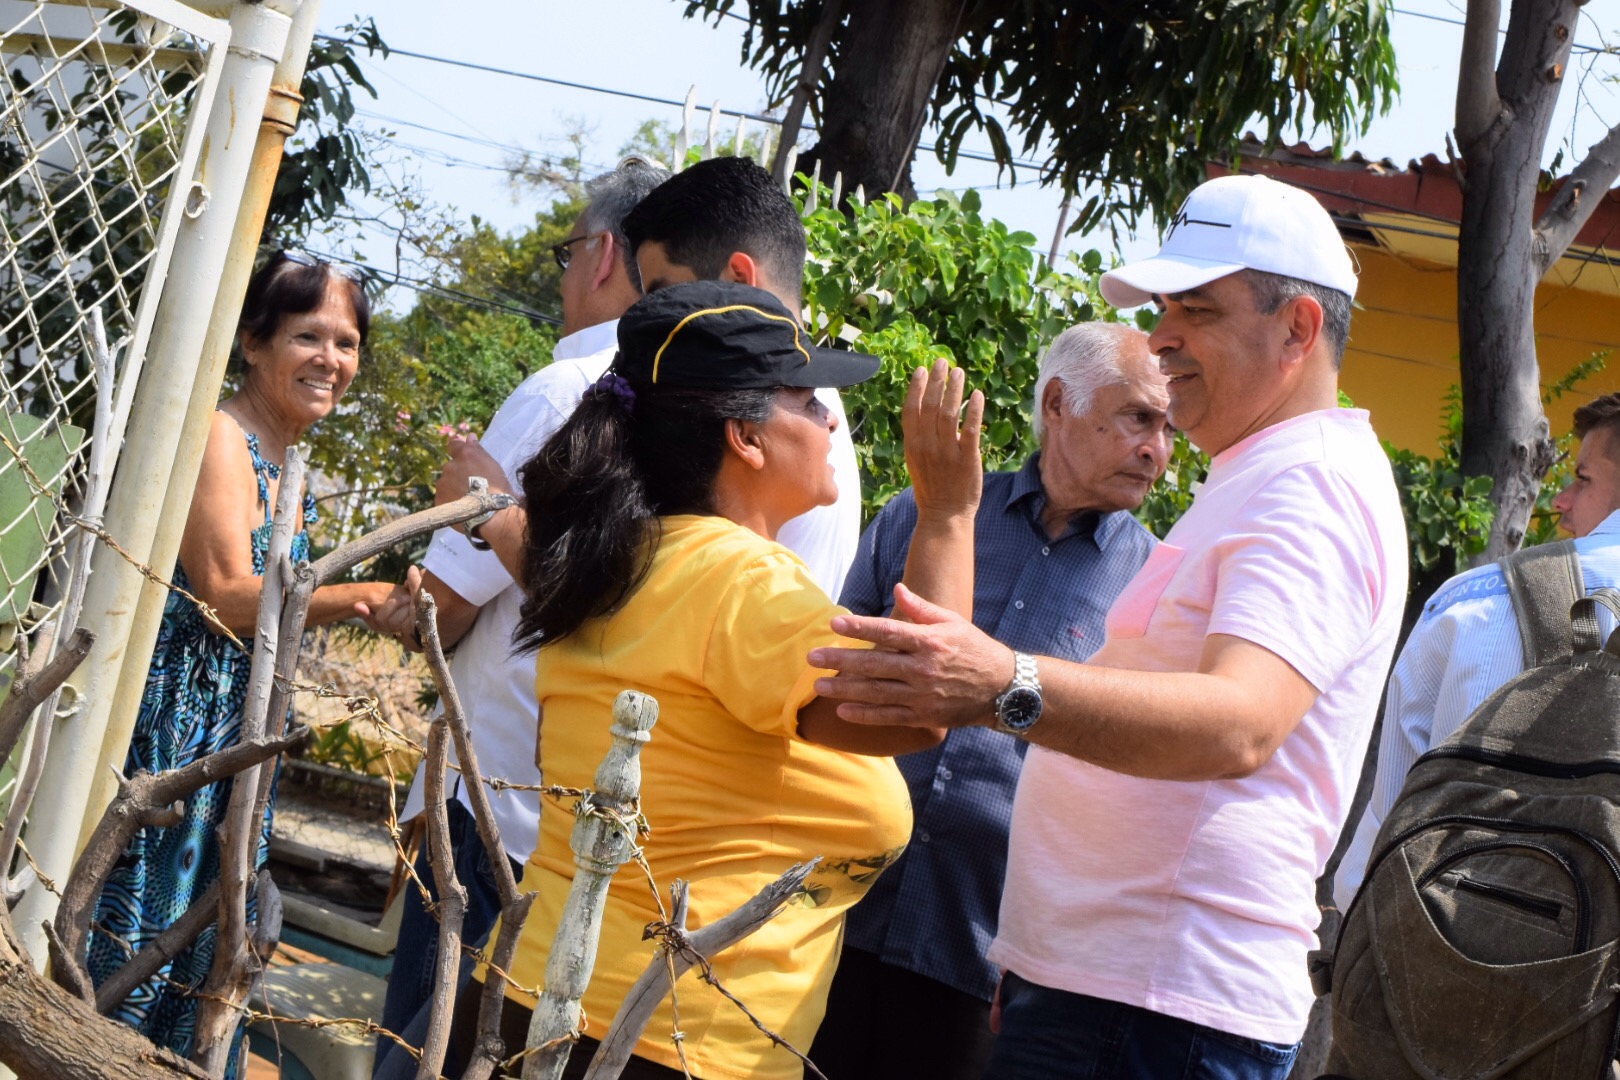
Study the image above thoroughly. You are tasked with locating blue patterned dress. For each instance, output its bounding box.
[86,427,315,1075]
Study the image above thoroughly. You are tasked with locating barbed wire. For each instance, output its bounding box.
[0,429,247,649]
[15,838,60,899]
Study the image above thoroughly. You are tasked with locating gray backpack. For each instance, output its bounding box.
[1327,541,1620,1080]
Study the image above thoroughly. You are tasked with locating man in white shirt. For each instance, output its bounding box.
[365,155,866,1067]
[1333,393,1620,910]
[365,158,668,1056]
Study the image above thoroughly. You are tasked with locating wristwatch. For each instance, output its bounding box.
[993,652,1044,734]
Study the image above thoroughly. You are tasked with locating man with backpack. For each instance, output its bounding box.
[1321,395,1620,1080]
[1332,391,1620,910]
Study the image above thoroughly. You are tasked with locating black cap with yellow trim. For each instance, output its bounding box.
[614,280,879,389]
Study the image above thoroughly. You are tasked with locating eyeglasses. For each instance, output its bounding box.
[279,249,369,288]
[551,234,595,271]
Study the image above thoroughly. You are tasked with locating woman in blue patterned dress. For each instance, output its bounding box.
[85,253,396,1073]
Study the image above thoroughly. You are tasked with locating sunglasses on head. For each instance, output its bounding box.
[280,249,370,289]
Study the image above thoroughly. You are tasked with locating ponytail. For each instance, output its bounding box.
[513,381,777,650]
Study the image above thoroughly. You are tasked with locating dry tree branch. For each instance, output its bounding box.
[309,488,514,586]
[522,692,660,1080]
[192,447,305,1076]
[94,881,221,1015]
[413,591,469,1080]
[249,560,317,862]
[582,861,818,1080]
[413,587,538,1080]
[0,628,94,789]
[49,730,307,1003]
[0,306,121,892]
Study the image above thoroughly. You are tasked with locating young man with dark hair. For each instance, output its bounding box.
[623,154,807,303]
[1335,391,1620,908]
[620,155,863,596]
[433,155,864,600]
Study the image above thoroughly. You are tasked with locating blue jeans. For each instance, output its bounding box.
[372,799,520,1077]
[983,972,1299,1080]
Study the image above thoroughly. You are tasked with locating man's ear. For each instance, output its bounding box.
[720,251,761,288]
[723,416,767,472]
[1041,378,1067,424]
[1280,294,1324,367]
[592,232,621,292]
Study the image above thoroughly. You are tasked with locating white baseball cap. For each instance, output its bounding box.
[1100,174,1358,308]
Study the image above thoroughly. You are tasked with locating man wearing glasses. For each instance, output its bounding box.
[364,158,668,1064]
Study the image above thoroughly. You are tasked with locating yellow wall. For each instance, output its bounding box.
[1342,243,1620,453]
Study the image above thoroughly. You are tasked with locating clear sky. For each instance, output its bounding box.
[312,1,1620,309]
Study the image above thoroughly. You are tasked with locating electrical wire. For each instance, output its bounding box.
[304,248,563,325]
[1389,5,1613,56]
[318,34,1052,172]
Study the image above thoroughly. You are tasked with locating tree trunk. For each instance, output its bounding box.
[801,0,963,200]
[0,953,209,1080]
[1454,0,1579,561]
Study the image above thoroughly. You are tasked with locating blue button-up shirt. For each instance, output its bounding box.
[839,453,1157,1000]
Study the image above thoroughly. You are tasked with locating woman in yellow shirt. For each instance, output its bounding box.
[444,279,983,1080]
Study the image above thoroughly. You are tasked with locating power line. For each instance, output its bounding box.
[306,249,563,326]
[325,35,787,126]
[354,109,619,177]
[1388,5,1613,55]
[322,35,1051,172]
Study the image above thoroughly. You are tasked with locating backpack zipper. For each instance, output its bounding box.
[1448,876,1567,922]
[1417,745,1620,780]
[1415,838,1579,943]
[1340,815,1620,959]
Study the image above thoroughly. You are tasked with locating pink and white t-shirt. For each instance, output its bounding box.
[987,408,1408,1045]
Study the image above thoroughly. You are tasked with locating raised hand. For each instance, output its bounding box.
[903,357,985,521]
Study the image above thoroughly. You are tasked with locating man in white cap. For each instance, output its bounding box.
[808,174,1409,1078]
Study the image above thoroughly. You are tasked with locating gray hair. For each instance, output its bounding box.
[1032,322,1150,439]
[1239,268,1352,367]
[578,157,671,290]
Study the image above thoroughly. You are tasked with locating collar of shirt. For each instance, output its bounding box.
[1002,452,1139,550]
[1586,510,1620,544]
[552,318,619,362]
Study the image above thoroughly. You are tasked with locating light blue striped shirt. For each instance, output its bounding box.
[1333,510,1620,909]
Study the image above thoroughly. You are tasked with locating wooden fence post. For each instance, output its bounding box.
[521,691,659,1080]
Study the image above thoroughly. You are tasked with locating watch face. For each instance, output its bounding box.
[998,686,1043,731]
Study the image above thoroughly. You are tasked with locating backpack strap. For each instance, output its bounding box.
[1502,539,1585,667]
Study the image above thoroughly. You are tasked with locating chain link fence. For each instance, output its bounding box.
[0,0,221,642]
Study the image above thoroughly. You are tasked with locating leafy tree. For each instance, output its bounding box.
[1452,0,1620,562]
[262,18,389,245]
[798,186,1118,512]
[683,0,1397,230]
[303,201,578,565]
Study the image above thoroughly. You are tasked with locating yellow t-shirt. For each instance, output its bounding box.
[500,514,912,1080]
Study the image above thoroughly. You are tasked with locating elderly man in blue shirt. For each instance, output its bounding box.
[1334,392,1620,910]
[809,320,1171,1080]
